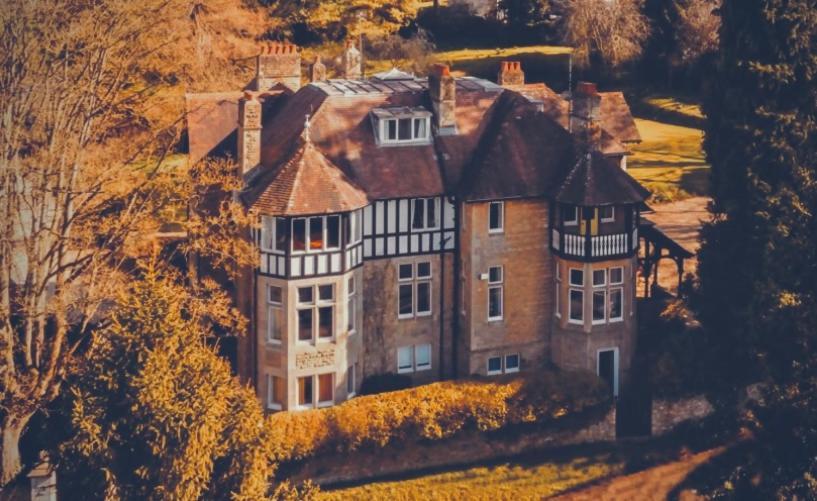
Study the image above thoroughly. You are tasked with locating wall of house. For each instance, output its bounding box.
[551,256,638,387]
[361,253,455,384]
[256,270,362,411]
[459,199,553,377]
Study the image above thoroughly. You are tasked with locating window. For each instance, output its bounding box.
[411,198,439,230]
[261,216,288,253]
[593,269,607,287]
[569,269,584,287]
[592,290,607,324]
[345,210,363,245]
[377,109,431,145]
[297,285,335,342]
[398,344,432,373]
[489,201,504,233]
[266,374,284,410]
[568,268,584,324]
[267,286,283,342]
[488,266,503,321]
[415,344,432,371]
[292,215,341,253]
[609,288,624,322]
[317,373,334,407]
[610,267,623,285]
[555,266,562,319]
[297,376,313,408]
[563,205,579,226]
[600,206,615,223]
[487,357,502,375]
[397,346,414,373]
[347,276,356,333]
[347,364,357,397]
[505,354,520,373]
[397,262,432,319]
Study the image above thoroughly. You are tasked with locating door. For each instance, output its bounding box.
[598,348,619,397]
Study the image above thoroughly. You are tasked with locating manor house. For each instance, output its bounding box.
[186,42,679,411]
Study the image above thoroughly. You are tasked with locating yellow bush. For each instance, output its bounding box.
[267,370,608,466]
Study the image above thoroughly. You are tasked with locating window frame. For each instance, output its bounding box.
[555,266,562,319]
[487,356,503,376]
[569,288,584,325]
[600,206,615,223]
[317,373,334,408]
[347,363,357,397]
[379,115,431,145]
[504,353,521,373]
[291,215,342,254]
[563,205,579,226]
[296,284,335,343]
[609,287,624,323]
[487,265,504,322]
[266,374,283,411]
[415,344,432,372]
[488,201,504,234]
[397,261,433,319]
[592,289,607,325]
[347,276,356,334]
[410,198,440,231]
[397,346,414,374]
[297,376,314,409]
[610,267,624,285]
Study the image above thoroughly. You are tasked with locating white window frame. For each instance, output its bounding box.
[297,375,314,410]
[347,363,357,397]
[600,206,615,223]
[487,265,504,321]
[555,264,562,319]
[379,115,431,145]
[504,353,520,373]
[596,347,620,397]
[347,276,356,334]
[410,198,440,231]
[397,262,432,319]
[487,356,503,376]
[563,205,579,226]
[296,285,335,343]
[488,201,504,234]
[346,210,363,245]
[609,287,624,323]
[266,374,282,411]
[415,344,432,372]
[397,346,414,373]
[266,285,283,344]
[592,289,607,325]
[291,215,341,254]
[568,267,584,325]
[610,266,624,285]
[316,373,334,408]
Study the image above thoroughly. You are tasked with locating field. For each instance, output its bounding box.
[317,448,624,500]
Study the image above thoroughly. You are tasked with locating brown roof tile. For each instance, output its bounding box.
[553,150,650,206]
[244,139,369,216]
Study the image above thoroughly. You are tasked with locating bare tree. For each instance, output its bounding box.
[0,0,261,485]
[673,0,720,65]
[556,0,651,70]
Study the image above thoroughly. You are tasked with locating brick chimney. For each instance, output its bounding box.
[570,82,602,149]
[341,40,362,80]
[498,61,524,86]
[309,55,326,82]
[429,63,457,134]
[255,42,301,92]
[238,91,262,175]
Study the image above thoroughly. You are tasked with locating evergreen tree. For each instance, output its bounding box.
[58,267,274,500]
[696,0,817,496]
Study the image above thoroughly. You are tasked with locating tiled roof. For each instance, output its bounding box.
[244,139,368,216]
[553,150,650,206]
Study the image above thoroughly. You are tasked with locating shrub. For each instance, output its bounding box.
[359,373,413,395]
[267,369,608,465]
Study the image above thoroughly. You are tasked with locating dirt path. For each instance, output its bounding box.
[552,446,725,501]
[642,196,710,294]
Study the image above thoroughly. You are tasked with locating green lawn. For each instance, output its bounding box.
[317,449,623,500]
[628,116,709,203]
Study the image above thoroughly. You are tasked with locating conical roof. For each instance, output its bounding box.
[243,139,369,216]
[553,150,650,206]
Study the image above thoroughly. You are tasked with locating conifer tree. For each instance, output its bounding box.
[58,266,274,500]
[696,0,817,495]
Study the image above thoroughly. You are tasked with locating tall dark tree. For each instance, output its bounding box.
[695,0,817,496]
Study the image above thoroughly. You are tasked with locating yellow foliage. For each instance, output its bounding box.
[267,371,607,465]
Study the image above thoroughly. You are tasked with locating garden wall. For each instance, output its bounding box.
[651,395,715,436]
[284,404,616,486]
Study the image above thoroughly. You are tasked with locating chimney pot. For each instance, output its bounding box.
[576,81,598,97]
[497,60,524,86]
[255,41,301,92]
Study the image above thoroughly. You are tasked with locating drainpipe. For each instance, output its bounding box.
[450,196,462,378]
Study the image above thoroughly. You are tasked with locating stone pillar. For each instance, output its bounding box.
[256,42,301,92]
[497,61,525,86]
[238,91,262,175]
[428,63,457,134]
[309,55,326,82]
[341,40,362,80]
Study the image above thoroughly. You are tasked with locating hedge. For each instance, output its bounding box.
[266,369,608,464]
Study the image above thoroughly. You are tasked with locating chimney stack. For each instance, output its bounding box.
[570,82,602,150]
[341,40,362,80]
[429,63,457,134]
[309,55,326,82]
[238,91,262,175]
[255,42,301,92]
[498,61,525,86]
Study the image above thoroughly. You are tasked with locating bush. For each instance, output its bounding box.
[267,370,608,464]
[359,373,413,395]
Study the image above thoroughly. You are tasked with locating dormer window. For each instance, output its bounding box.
[371,107,432,146]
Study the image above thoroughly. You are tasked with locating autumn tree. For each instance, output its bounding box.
[0,0,262,484]
[672,0,719,66]
[555,0,651,70]
[695,0,817,495]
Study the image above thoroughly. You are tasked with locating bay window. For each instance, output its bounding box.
[297,284,335,342]
[292,215,341,253]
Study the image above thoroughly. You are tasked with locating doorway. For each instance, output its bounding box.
[597,348,619,397]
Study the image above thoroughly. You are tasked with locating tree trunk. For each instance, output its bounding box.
[1,414,30,487]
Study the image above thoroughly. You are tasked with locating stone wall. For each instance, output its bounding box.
[651,395,715,436]
[284,404,616,486]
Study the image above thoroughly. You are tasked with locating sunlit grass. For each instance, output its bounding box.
[643,96,704,120]
[629,118,709,203]
[317,452,621,501]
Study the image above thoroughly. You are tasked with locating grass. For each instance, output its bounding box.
[317,449,623,501]
[628,115,709,203]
